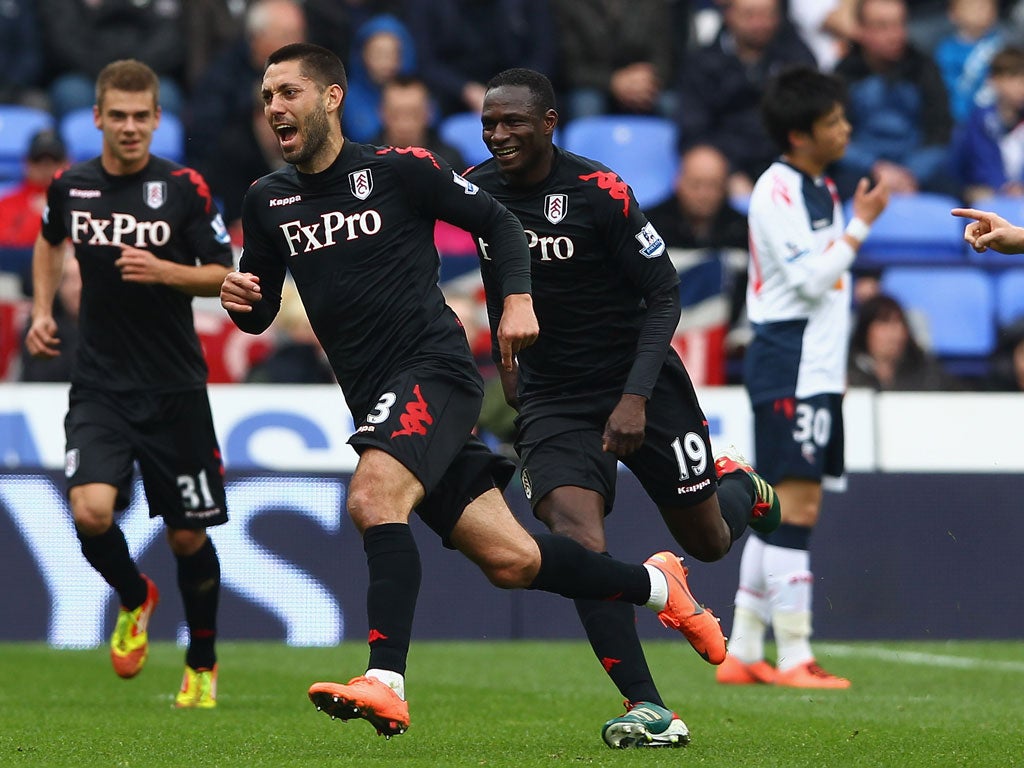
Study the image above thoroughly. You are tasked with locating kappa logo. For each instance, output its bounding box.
[390,384,433,438]
[349,169,373,200]
[544,194,567,224]
[144,181,166,209]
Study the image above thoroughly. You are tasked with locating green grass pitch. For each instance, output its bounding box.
[2,640,1022,767]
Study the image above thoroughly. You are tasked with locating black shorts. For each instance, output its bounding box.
[752,392,846,489]
[64,386,228,529]
[516,355,718,513]
[348,369,515,545]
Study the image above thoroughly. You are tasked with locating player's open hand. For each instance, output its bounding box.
[24,314,61,358]
[496,293,539,372]
[851,176,889,224]
[220,271,263,312]
[951,207,1024,254]
[602,394,647,457]
[115,245,167,284]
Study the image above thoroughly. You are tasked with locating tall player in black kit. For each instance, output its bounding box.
[465,69,783,748]
[221,43,726,740]
[25,60,232,708]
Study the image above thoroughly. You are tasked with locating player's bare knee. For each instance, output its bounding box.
[481,557,535,589]
[70,502,113,537]
[684,533,731,563]
[166,527,206,556]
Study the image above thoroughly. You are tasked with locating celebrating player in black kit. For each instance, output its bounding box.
[25,60,232,708]
[221,43,724,740]
[464,68,783,749]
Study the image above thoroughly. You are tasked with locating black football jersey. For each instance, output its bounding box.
[235,141,530,417]
[42,156,233,391]
[466,147,680,405]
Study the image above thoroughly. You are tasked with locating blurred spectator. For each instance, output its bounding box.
[645,144,748,250]
[987,316,1024,389]
[645,143,750,374]
[949,44,1024,202]
[19,250,79,382]
[0,0,47,109]
[304,0,405,65]
[372,77,468,170]
[676,0,817,199]
[187,0,306,172]
[934,0,1008,122]
[344,14,417,143]
[38,0,187,118]
[0,130,67,284]
[405,0,556,116]
[848,293,961,390]
[833,0,955,197]
[550,0,676,121]
[245,281,334,383]
[788,0,859,71]
[199,82,285,237]
[183,0,247,93]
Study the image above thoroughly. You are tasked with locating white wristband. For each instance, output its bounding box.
[845,217,871,244]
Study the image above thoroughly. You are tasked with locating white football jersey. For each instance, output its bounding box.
[745,160,851,404]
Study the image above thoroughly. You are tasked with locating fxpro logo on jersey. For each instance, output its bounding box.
[635,222,665,259]
[278,210,382,256]
[70,210,171,247]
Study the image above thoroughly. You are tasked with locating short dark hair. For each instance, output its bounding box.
[266,42,348,94]
[990,46,1024,77]
[762,66,846,153]
[485,68,556,116]
[95,59,160,109]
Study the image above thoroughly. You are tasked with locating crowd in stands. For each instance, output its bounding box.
[3,0,1024,394]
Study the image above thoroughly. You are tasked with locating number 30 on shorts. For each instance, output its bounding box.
[792,403,832,446]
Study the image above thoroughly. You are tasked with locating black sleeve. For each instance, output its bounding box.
[625,285,679,398]
[228,184,285,334]
[396,151,532,297]
[587,176,680,398]
[478,247,505,365]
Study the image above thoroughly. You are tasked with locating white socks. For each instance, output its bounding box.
[643,563,669,612]
[763,542,814,671]
[729,535,814,670]
[366,668,406,700]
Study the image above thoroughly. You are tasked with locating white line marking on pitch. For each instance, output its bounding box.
[818,644,1024,673]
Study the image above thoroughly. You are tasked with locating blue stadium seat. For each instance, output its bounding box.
[847,193,966,266]
[996,268,1024,327]
[962,195,1024,266]
[881,266,995,357]
[438,112,489,168]
[0,105,55,182]
[563,115,678,208]
[60,108,185,164]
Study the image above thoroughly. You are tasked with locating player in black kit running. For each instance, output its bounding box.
[25,60,232,707]
[221,43,725,741]
[464,68,783,748]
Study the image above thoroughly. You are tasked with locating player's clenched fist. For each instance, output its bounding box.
[220,271,263,312]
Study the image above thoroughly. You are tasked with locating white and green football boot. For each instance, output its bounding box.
[601,701,690,748]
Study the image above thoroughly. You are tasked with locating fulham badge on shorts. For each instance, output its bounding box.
[144,181,166,209]
[349,169,373,200]
[544,194,567,224]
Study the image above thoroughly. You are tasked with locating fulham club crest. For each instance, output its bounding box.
[544,194,567,224]
[349,169,373,200]
[144,181,166,209]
